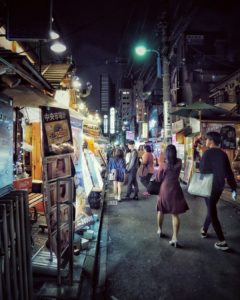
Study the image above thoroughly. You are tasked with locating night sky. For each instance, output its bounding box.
[53,0,161,110]
[52,0,240,111]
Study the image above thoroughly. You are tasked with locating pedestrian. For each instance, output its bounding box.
[125,146,131,168]
[138,144,154,196]
[123,140,139,200]
[157,144,189,247]
[200,131,237,251]
[137,145,144,165]
[111,148,126,201]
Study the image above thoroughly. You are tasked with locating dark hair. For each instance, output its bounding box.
[116,148,124,159]
[206,131,221,146]
[128,140,135,145]
[166,144,177,168]
[144,145,152,152]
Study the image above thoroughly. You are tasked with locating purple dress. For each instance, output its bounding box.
[156,159,189,214]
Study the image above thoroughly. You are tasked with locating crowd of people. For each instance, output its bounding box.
[107,131,238,251]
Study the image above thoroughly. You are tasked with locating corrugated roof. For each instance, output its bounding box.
[41,64,72,89]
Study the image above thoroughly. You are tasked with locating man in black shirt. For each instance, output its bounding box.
[200,131,237,251]
[123,140,139,200]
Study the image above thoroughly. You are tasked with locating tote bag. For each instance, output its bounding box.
[188,172,213,197]
[138,164,148,177]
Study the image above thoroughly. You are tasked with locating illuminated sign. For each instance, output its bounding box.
[103,114,108,134]
[54,90,70,106]
[110,107,115,134]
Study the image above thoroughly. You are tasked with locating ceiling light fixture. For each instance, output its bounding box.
[50,41,67,53]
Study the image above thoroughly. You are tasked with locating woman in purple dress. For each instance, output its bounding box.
[156,144,189,247]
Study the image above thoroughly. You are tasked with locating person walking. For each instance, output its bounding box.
[138,144,154,196]
[111,148,126,201]
[157,144,189,247]
[123,140,139,200]
[200,131,237,251]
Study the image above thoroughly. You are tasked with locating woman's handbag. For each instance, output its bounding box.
[147,171,165,195]
[188,172,213,197]
[138,163,148,177]
[108,169,117,181]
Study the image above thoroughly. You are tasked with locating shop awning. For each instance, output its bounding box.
[215,102,236,112]
[3,85,83,121]
[0,48,54,93]
[3,85,55,107]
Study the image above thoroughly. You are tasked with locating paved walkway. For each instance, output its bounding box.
[98,183,240,300]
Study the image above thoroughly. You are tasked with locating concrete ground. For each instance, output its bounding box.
[97,182,240,300]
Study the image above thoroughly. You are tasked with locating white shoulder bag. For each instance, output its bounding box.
[188,172,213,198]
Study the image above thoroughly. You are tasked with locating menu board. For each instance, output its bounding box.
[0,97,13,197]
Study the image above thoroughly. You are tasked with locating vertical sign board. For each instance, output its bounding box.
[41,106,74,157]
[163,101,172,141]
[126,131,135,141]
[0,97,13,197]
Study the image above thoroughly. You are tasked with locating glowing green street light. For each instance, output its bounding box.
[135,45,161,78]
[135,45,147,56]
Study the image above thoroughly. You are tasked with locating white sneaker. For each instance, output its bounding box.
[114,195,118,200]
[117,195,122,201]
[157,228,161,235]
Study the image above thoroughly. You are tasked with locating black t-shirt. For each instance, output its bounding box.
[200,148,237,192]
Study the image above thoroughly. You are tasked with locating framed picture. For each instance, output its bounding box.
[60,224,70,254]
[59,180,71,203]
[49,209,57,233]
[45,154,71,181]
[49,182,57,208]
[60,205,69,223]
[51,224,70,256]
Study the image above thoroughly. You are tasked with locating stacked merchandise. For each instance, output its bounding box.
[0,191,33,300]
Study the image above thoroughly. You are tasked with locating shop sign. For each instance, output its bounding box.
[126,131,135,141]
[142,123,148,139]
[41,106,73,156]
[110,107,116,134]
[13,177,32,193]
[163,101,172,140]
[172,119,184,133]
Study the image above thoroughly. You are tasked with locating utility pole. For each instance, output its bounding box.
[160,16,172,143]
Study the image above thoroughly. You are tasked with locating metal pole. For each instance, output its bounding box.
[161,23,172,143]
[156,53,161,79]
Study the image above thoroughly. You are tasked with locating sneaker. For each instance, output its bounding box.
[142,191,150,196]
[114,195,118,200]
[200,227,208,238]
[117,196,122,202]
[214,241,229,251]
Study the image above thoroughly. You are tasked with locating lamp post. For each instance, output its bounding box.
[135,46,161,79]
[135,45,172,143]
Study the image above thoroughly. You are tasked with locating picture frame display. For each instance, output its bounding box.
[45,154,71,181]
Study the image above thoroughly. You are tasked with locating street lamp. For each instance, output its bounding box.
[135,45,161,79]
